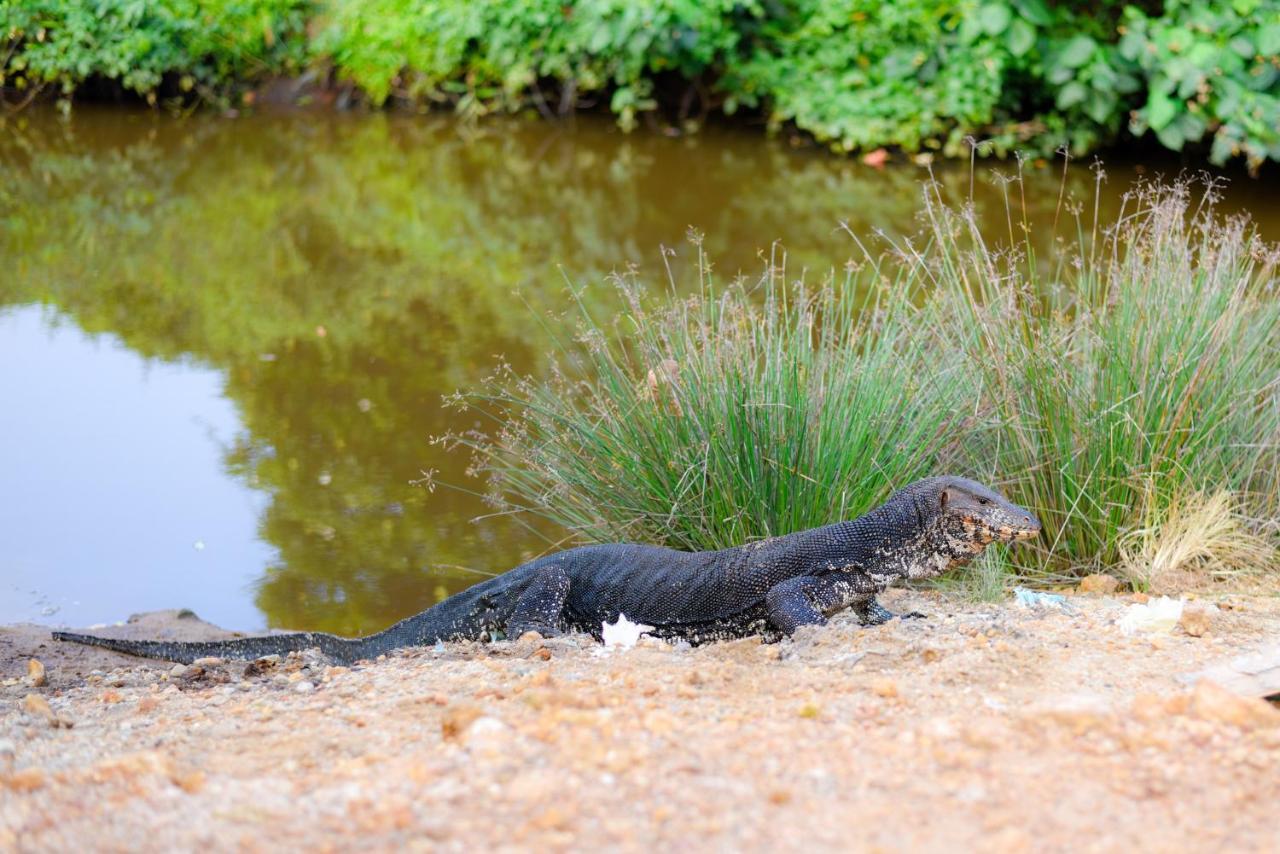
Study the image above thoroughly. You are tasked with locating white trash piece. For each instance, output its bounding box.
[1117,596,1184,635]
[601,613,654,650]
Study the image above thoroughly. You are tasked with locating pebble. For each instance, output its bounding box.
[170,664,189,678]
[1189,680,1280,730]
[1078,574,1120,595]
[294,681,315,695]
[1179,603,1214,637]
[21,694,70,728]
[26,659,47,688]
[193,657,224,667]
[871,678,899,699]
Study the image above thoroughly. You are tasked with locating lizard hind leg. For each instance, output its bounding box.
[506,562,571,639]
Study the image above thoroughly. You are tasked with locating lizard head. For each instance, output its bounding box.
[938,477,1040,546]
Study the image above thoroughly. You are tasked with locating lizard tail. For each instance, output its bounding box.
[51,629,364,665]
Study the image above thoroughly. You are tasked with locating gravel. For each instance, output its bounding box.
[3,590,1279,851]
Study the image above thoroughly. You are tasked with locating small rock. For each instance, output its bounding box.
[871,678,899,699]
[26,659,47,688]
[531,647,552,661]
[1,767,46,792]
[1078,573,1120,595]
[1189,680,1280,730]
[441,704,483,741]
[22,694,54,721]
[170,664,189,679]
[192,657,223,667]
[22,694,70,728]
[294,681,315,695]
[1179,602,1214,637]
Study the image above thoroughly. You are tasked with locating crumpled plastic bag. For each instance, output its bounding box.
[1117,596,1184,635]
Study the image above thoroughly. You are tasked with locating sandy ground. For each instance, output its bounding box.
[3,590,1280,853]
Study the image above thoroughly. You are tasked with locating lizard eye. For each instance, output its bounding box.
[978,498,990,506]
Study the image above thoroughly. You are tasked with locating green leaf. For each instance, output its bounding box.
[1058,35,1096,69]
[979,3,1012,36]
[1085,90,1113,124]
[1147,88,1178,131]
[1118,30,1145,62]
[1259,25,1280,57]
[1156,122,1185,150]
[1057,81,1087,109]
[1007,19,1035,57]
[1013,0,1052,27]
[1229,36,1255,58]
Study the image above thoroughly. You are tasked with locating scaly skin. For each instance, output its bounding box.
[53,476,1040,664]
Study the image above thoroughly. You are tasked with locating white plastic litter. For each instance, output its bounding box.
[601,613,654,650]
[1117,596,1184,635]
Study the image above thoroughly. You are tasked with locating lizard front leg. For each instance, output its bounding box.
[765,574,879,636]
[764,576,828,635]
[507,563,570,638]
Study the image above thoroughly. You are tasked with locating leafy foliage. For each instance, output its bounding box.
[313,0,758,129]
[1121,0,1280,169]
[0,0,312,105]
[307,0,1280,166]
[3,3,1280,162]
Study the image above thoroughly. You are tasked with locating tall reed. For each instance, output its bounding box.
[912,178,1280,580]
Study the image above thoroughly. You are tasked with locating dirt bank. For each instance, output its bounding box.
[3,590,1280,852]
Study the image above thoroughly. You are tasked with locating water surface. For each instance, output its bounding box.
[2,108,1275,633]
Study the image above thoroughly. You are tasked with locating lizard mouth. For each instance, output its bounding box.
[998,522,1041,542]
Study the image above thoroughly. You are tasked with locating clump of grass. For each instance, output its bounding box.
[449,240,970,551]
[913,176,1280,583]
[1119,484,1278,592]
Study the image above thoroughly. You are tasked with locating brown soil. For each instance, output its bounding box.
[3,590,1280,852]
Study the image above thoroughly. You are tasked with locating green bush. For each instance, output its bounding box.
[312,0,758,128]
[0,0,312,105]
[4,1,1280,164]
[1121,0,1280,169]
[728,0,1019,155]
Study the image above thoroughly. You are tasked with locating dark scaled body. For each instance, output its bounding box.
[53,476,1039,664]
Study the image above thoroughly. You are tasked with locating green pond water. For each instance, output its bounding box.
[2,107,1276,635]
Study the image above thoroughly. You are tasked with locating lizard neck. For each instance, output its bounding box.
[820,480,944,580]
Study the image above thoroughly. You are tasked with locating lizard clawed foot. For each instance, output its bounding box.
[856,602,927,626]
[508,623,565,641]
